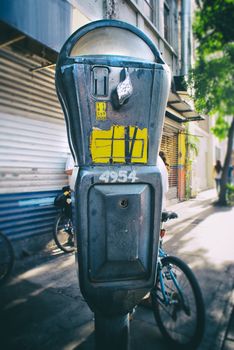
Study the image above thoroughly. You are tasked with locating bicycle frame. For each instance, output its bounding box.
[156,224,185,307]
[151,212,205,349]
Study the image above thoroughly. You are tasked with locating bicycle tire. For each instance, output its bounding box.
[151,256,205,349]
[0,231,14,286]
[53,213,75,253]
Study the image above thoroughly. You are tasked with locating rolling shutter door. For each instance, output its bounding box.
[160,131,178,200]
[0,47,69,239]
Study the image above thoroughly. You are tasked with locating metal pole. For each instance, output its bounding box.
[181,0,191,75]
[95,312,130,350]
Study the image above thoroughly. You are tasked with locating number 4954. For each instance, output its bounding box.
[99,170,138,183]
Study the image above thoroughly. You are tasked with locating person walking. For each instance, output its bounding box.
[214,160,223,194]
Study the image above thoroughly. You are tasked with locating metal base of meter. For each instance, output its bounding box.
[95,312,130,350]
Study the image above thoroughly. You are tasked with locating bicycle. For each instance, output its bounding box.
[53,187,75,253]
[0,231,14,286]
[150,211,205,349]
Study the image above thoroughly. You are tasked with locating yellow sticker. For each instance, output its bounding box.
[96,102,107,120]
[90,125,148,164]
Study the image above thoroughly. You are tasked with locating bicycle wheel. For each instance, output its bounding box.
[53,213,75,253]
[0,231,14,286]
[151,256,205,349]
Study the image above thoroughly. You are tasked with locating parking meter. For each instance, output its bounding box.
[56,19,170,348]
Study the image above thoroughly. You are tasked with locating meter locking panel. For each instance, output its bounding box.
[88,184,154,282]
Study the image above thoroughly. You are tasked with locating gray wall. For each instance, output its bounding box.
[0,0,74,52]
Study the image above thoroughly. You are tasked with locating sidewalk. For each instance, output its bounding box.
[167,189,234,350]
[0,189,233,350]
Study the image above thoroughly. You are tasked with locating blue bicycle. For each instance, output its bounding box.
[53,187,75,253]
[150,211,205,349]
[0,231,14,286]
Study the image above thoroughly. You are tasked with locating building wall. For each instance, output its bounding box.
[0,0,72,52]
[189,123,209,195]
[188,116,228,194]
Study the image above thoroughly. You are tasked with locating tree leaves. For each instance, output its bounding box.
[192,48,234,118]
[191,1,234,205]
[190,1,234,127]
[194,0,234,55]
[211,116,230,140]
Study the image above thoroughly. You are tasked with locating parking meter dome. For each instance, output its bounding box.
[69,26,156,62]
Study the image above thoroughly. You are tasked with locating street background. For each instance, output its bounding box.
[0,189,233,350]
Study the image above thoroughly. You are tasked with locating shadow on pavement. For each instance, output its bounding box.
[0,194,233,350]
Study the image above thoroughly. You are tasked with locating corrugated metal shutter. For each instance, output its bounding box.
[0,47,69,240]
[160,130,178,200]
[0,47,69,193]
[0,191,58,240]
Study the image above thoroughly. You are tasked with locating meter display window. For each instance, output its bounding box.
[70,27,155,62]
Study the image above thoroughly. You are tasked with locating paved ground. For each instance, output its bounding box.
[0,189,233,350]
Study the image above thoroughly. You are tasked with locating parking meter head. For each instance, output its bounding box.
[56,20,171,316]
[56,19,171,167]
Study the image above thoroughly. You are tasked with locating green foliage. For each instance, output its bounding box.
[194,0,234,54]
[226,183,234,205]
[191,44,234,118]
[187,135,200,158]
[226,183,234,191]
[190,1,234,205]
[211,116,230,140]
[190,0,234,141]
[185,133,200,199]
